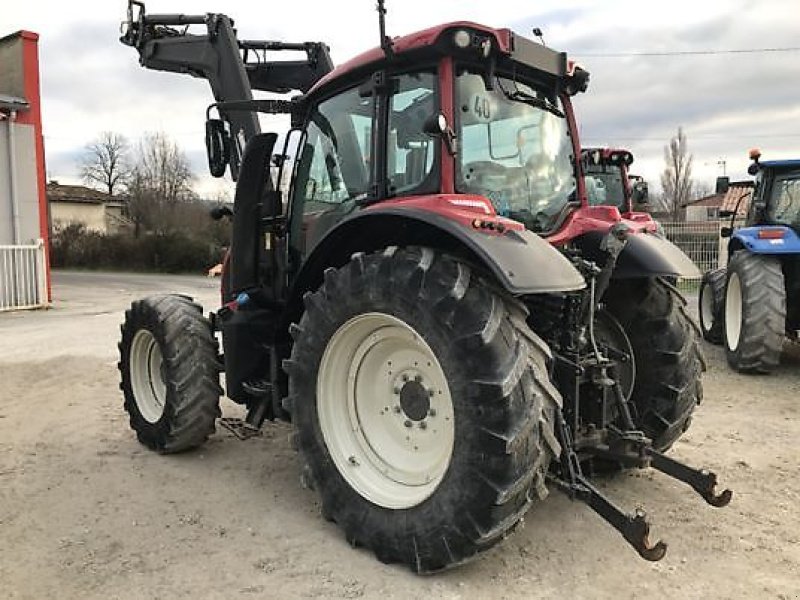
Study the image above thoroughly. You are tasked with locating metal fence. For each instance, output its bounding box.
[660,221,721,279]
[0,240,48,311]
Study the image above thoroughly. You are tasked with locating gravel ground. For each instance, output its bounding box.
[1,270,798,599]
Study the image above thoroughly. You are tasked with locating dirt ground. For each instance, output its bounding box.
[1,271,799,600]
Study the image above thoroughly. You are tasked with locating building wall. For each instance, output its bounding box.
[104,203,129,234]
[51,202,109,232]
[685,205,719,222]
[0,120,41,244]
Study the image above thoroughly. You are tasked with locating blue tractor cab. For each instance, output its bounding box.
[699,149,800,373]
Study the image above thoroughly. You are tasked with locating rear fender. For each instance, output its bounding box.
[573,230,700,278]
[284,206,585,328]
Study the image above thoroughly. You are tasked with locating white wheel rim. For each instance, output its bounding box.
[725,272,743,351]
[130,329,167,423]
[317,312,455,509]
[700,282,715,333]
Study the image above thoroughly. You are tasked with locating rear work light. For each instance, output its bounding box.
[757,228,785,239]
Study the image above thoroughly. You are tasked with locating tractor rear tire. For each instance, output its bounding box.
[604,277,704,452]
[699,268,726,345]
[286,247,561,573]
[119,294,222,453]
[723,252,786,374]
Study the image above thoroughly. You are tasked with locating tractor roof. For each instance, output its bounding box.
[758,159,800,171]
[308,22,571,96]
[582,147,634,166]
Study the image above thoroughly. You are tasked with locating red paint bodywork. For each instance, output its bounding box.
[546,206,658,246]
[439,56,456,194]
[365,193,525,235]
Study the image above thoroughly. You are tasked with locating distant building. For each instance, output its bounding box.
[718,181,753,219]
[47,182,130,234]
[684,193,725,221]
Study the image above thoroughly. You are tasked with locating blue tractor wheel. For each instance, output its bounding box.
[723,252,786,373]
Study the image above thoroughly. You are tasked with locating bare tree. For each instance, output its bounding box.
[80,131,131,196]
[134,132,195,204]
[660,127,694,221]
[126,132,196,236]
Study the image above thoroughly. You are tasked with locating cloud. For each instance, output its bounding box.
[6,0,799,196]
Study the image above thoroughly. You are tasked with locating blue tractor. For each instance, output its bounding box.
[699,150,800,373]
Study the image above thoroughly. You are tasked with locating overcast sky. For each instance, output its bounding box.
[4,0,799,200]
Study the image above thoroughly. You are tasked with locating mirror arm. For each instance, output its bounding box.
[442,128,457,157]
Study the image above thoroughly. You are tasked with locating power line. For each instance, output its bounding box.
[574,47,800,58]
[582,133,800,142]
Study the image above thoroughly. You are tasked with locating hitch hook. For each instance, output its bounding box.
[646,448,733,508]
[626,509,669,562]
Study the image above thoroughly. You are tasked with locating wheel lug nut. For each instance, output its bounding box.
[404,420,412,428]
[348,456,359,466]
[393,387,401,394]
[419,421,427,430]
[428,389,434,397]
[393,405,401,414]
[402,374,409,382]
[428,408,436,417]
[414,375,422,383]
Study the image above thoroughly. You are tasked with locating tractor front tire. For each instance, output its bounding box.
[119,294,222,453]
[723,252,786,373]
[286,247,561,572]
[604,277,704,451]
[699,268,726,345]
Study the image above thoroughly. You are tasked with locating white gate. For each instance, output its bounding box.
[0,239,48,311]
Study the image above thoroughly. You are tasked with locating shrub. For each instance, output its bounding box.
[50,225,223,274]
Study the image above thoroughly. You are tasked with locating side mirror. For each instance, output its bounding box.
[720,226,733,238]
[205,119,230,178]
[423,113,456,156]
[423,113,448,136]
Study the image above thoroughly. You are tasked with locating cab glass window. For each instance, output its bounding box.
[456,69,575,233]
[388,71,437,196]
[297,87,373,214]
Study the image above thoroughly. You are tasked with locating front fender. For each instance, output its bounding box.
[294,206,586,298]
[572,230,700,278]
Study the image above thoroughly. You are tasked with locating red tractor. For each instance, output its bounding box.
[118,1,728,572]
[580,147,650,212]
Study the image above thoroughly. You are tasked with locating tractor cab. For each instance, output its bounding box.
[546,147,659,246]
[581,147,650,214]
[267,23,592,270]
[745,149,800,232]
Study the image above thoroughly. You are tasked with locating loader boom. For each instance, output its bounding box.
[120,0,332,178]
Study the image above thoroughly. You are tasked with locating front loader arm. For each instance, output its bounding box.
[120,1,332,178]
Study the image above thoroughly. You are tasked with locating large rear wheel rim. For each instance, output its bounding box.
[594,311,636,400]
[725,272,743,351]
[317,312,455,509]
[130,329,167,423]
